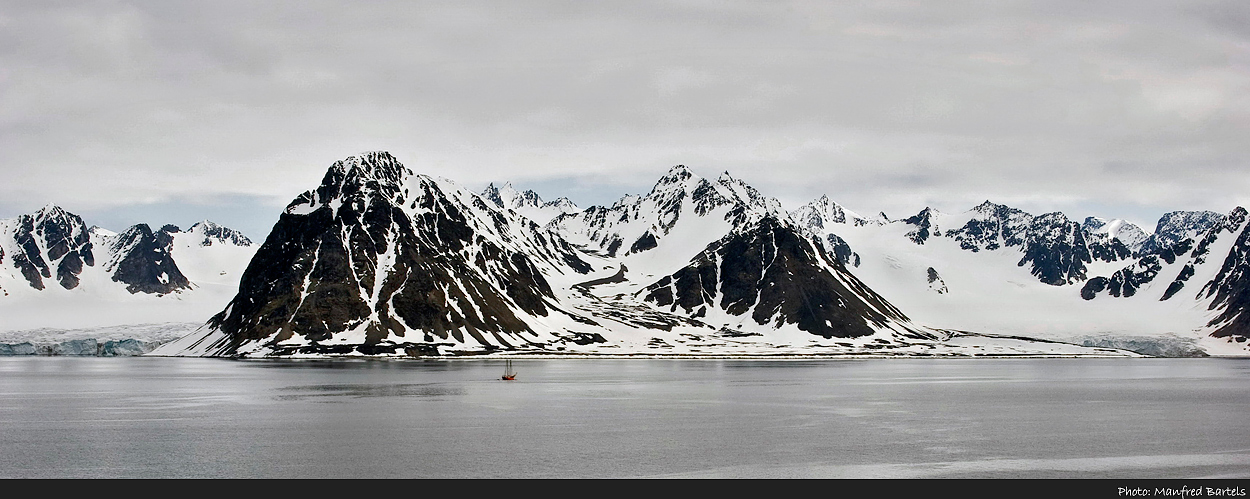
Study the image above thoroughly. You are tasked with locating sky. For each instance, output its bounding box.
[2,1,1248,239]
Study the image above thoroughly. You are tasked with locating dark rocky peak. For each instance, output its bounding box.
[1019,212,1091,285]
[207,152,595,356]
[1209,207,1247,237]
[824,232,860,267]
[791,197,830,231]
[611,194,641,209]
[33,204,73,225]
[971,200,1006,215]
[26,204,92,261]
[792,195,860,230]
[1142,210,1223,254]
[8,204,95,290]
[187,220,253,247]
[336,150,409,186]
[1030,212,1078,238]
[481,182,505,206]
[1157,207,1250,300]
[515,189,543,208]
[161,224,181,233]
[641,214,925,340]
[1082,216,1108,232]
[312,151,410,206]
[969,200,1031,223]
[104,223,190,295]
[941,204,1095,285]
[482,182,544,210]
[543,197,577,211]
[689,177,733,216]
[714,171,763,203]
[650,165,694,193]
[903,207,939,245]
[946,201,1033,252]
[285,151,411,216]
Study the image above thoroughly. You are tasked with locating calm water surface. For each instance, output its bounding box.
[0,357,1247,478]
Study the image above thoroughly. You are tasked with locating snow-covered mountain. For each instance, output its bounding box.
[1140,210,1224,254]
[8,153,1242,357]
[790,195,868,229]
[158,152,1119,358]
[481,182,580,225]
[1083,217,1149,254]
[791,196,1250,355]
[549,166,789,274]
[0,206,255,331]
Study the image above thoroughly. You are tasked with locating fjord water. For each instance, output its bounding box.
[1,357,1248,478]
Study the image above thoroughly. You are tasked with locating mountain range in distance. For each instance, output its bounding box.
[3,151,1247,358]
[0,208,255,333]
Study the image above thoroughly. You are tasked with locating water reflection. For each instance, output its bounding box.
[274,383,465,400]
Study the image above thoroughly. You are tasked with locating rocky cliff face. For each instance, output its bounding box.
[1200,208,1250,343]
[102,224,191,295]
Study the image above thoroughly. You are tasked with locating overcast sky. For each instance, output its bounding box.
[2,1,1248,238]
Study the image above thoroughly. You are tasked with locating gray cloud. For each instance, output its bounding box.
[1,1,1248,234]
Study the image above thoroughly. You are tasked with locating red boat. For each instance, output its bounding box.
[501,359,517,381]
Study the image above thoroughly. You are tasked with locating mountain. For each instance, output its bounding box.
[481,182,580,225]
[0,206,255,331]
[790,195,867,229]
[1197,208,1250,343]
[179,220,254,247]
[187,151,607,356]
[99,223,191,295]
[1081,207,1250,346]
[1083,217,1149,255]
[0,205,95,292]
[792,196,1250,355]
[641,214,929,340]
[161,153,1120,358]
[1140,211,1224,254]
[549,166,787,269]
